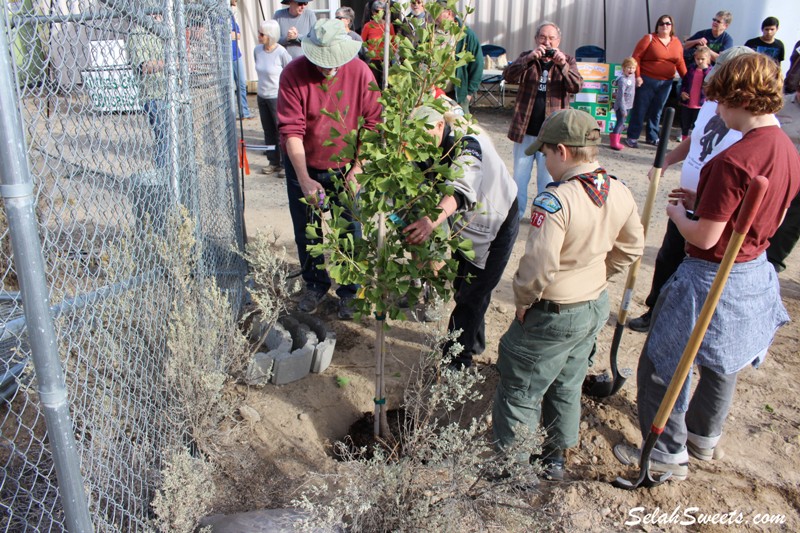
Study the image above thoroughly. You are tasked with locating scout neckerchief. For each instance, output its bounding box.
[569,168,610,207]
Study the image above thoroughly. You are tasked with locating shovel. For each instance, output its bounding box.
[614,175,769,489]
[584,107,675,398]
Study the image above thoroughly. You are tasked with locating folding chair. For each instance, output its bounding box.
[575,45,606,63]
[474,44,507,108]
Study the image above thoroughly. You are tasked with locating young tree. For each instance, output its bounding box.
[306,1,476,436]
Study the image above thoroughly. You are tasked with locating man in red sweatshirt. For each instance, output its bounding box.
[278,18,382,319]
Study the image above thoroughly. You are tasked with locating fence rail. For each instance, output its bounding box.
[1,1,245,530]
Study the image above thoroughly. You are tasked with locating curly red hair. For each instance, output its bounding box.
[704,54,784,115]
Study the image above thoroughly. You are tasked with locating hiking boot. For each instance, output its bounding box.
[262,164,284,177]
[337,296,355,320]
[687,440,725,461]
[297,290,327,314]
[541,458,566,481]
[628,310,652,333]
[613,443,688,481]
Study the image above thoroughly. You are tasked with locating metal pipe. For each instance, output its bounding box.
[0,272,159,342]
[0,20,93,533]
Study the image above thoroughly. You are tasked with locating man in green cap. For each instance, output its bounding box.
[491,109,644,481]
[278,18,381,320]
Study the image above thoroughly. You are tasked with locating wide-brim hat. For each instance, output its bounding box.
[706,45,755,82]
[525,109,600,155]
[301,19,361,68]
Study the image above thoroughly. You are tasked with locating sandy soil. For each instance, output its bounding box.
[210,98,800,531]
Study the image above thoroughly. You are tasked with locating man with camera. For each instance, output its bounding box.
[503,21,583,220]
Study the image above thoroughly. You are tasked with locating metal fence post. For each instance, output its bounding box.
[0,18,93,533]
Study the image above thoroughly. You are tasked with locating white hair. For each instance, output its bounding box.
[259,20,280,45]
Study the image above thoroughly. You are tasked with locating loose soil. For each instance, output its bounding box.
[209,98,800,531]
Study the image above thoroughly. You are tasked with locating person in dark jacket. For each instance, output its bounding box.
[434,0,483,113]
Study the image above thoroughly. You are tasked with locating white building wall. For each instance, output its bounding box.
[238,1,800,81]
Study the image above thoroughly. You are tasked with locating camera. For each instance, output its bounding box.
[544,48,556,58]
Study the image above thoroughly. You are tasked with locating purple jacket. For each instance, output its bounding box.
[680,65,710,106]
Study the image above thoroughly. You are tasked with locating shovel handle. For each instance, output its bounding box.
[651,175,769,432]
[616,109,675,323]
[653,107,675,170]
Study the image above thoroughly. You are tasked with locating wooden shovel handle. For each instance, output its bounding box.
[651,176,769,432]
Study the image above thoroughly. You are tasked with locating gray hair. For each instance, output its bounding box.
[335,6,355,25]
[536,21,561,38]
[259,20,280,45]
[707,45,754,80]
[715,10,732,25]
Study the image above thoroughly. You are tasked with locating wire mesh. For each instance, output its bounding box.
[1,1,245,531]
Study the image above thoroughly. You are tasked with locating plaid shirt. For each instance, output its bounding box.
[504,51,583,143]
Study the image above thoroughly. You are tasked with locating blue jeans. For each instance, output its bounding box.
[144,99,168,169]
[284,160,361,298]
[232,57,251,118]
[513,135,552,220]
[626,75,672,143]
[636,350,738,465]
[445,199,519,368]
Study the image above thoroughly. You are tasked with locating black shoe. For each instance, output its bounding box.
[541,458,565,481]
[298,290,327,314]
[484,468,539,491]
[337,296,355,320]
[646,137,659,146]
[628,310,652,332]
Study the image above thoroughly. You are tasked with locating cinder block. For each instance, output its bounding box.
[265,322,292,352]
[270,317,317,385]
[244,322,292,386]
[244,352,274,387]
[291,312,337,373]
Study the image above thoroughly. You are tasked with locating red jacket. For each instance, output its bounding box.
[361,20,395,62]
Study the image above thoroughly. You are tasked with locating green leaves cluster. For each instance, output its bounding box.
[307,1,477,321]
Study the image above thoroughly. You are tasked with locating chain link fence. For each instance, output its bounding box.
[1,0,246,530]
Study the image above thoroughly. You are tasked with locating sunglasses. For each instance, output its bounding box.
[658,21,672,26]
[712,18,723,24]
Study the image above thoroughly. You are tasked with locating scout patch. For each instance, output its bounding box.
[531,211,546,228]
[461,137,483,161]
[532,191,562,213]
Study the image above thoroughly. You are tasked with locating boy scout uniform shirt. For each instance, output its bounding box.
[513,162,644,310]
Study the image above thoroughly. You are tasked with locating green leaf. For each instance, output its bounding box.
[336,375,350,388]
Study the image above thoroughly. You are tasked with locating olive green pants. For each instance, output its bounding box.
[492,291,609,457]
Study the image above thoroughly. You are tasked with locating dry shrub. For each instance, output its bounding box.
[293,330,550,532]
[150,448,215,533]
[239,229,300,352]
[162,207,248,443]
